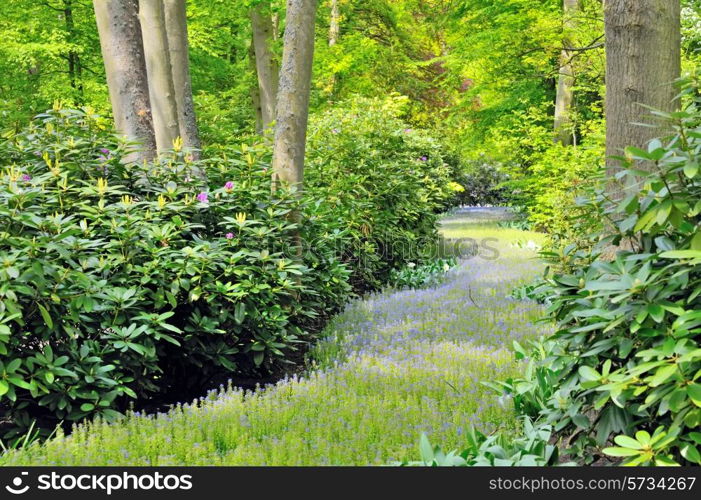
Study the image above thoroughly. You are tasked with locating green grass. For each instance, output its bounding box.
[1,208,551,465]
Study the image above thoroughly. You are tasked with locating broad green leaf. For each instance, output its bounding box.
[688,383,701,408]
[37,304,54,329]
[614,435,643,449]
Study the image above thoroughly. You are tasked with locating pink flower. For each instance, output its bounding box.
[21,174,31,182]
[196,192,208,203]
[225,233,234,240]
[224,181,234,190]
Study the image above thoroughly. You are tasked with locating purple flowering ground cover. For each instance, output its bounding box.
[2,208,551,466]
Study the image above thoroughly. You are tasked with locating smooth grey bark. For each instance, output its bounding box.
[249,40,264,133]
[329,0,339,46]
[139,0,180,154]
[604,0,681,196]
[251,5,280,130]
[93,0,156,162]
[272,0,318,189]
[164,0,201,158]
[554,0,579,146]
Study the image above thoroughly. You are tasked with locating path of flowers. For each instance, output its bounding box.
[4,208,551,466]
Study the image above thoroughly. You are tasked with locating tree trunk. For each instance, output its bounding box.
[163,0,201,159]
[139,0,180,155]
[251,5,280,131]
[249,40,264,134]
[272,0,318,189]
[63,0,84,95]
[329,0,340,46]
[554,0,579,146]
[604,0,681,197]
[93,0,156,162]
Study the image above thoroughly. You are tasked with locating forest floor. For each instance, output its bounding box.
[3,208,552,466]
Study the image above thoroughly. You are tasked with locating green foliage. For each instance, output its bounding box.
[405,417,567,466]
[305,96,459,291]
[387,257,456,290]
[510,74,701,465]
[453,159,508,207]
[0,210,545,466]
[0,107,352,438]
[479,102,605,237]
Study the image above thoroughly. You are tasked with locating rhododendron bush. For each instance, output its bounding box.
[0,105,459,439]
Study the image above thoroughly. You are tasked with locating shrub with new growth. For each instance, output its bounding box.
[514,72,701,465]
[0,106,352,438]
[305,96,460,291]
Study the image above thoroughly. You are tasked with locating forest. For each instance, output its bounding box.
[0,0,700,469]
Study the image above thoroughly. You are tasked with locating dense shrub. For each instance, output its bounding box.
[387,257,456,290]
[0,107,352,438]
[305,96,461,291]
[453,158,509,207]
[463,101,604,239]
[405,417,566,466]
[509,73,701,465]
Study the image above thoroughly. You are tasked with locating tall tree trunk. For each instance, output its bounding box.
[329,0,340,46]
[251,5,280,130]
[163,0,201,158]
[554,0,579,146]
[63,0,83,95]
[139,0,180,155]
[249,40,264,134]
[604,0,681,197]
[93,0,156,162]
[272,0,318,189]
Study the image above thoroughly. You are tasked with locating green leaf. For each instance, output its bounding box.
[688,383,701,408]
[614,435,644,450]
[419,433,434,464]
[648,364,677,387]
[37,304,54,329]
[648,304,665,323]
[80,403,95,412]
[654,456,680,466]
[234,303,246,325]
[578,365,600,381]
[602,446,641,457]
[681,444,701,464]
[0,380,8,396]
[692,231,701,251]
[660,250,701,259]
[683,161,699,178]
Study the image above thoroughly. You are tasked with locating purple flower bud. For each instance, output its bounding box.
[420,156,428,162]
[21,174,31,182]
[225,233,234,240]
[224,181,234,190]
[197,192,209,203]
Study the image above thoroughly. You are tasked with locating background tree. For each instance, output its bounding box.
[272,0,318,189]
[329,0,340,46]
[604,0,682,196]
[554,0,580,145]
[93,0,156,161]
[251,1,280,131]
[139,0,180,154]
[164,0,201,158]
